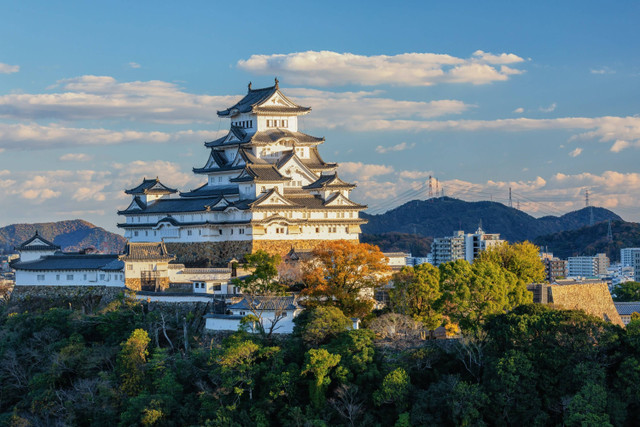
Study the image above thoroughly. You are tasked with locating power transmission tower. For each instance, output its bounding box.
[435,178,440,198]
[508,187,513,208]
[585,189,590,207]
[428,175,433,198]
[607,220,613,242]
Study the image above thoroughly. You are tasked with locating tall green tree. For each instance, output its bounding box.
[390,263,443,331]
[118,329,151,396]
[302,348,341,410]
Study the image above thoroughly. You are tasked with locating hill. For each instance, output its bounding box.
[361,232,433,257]
[0,219,126,254]
[534,220,640,261]
[362,197,622,243]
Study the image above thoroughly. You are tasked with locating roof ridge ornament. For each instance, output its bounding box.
[248,81,252,91]
[274,77,279,89]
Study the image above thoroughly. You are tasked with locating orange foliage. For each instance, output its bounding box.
[301,240,391,317]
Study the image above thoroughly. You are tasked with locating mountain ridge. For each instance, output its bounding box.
[361,197,623,242]
[0,219,126,254]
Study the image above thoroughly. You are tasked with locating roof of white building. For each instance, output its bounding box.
[11,253,123,271]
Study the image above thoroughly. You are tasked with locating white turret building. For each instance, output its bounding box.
[118,80,366,265]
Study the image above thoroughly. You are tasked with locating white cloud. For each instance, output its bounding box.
[59,153,93,162]
[375,142,415,154]
[591,67,615,75]
[286,88,471,130]
[398,170,433,180]
[539,103,557,113]
[569,147,583,157]
[238,50,525,86]
[0,75,237,123]
[128,62,141,69]
[0,63,19,74]
[340,162,395,180]
[356,169,640,220]
[513,107,524,114]
[0,122,225,151]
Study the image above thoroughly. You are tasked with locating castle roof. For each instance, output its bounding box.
[15,231,61,252]
[217,81,310,118]
[120,241,175,261]
[230,164,288,183]
[11,253,123,271]
[303,172,355,190]
[205,128,324,148]
[125,178,177,195]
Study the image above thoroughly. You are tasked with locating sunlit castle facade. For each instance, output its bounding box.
[118,80,366,265]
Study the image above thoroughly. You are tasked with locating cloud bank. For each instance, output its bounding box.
[238,50,525,86]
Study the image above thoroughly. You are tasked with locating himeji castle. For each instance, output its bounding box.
[118,79,367,265]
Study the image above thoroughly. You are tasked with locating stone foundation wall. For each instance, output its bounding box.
[550,283,624,326]
[126,277,170,292]
[253,239,359,258]
[166,241,253,267]
[9,285,124,313]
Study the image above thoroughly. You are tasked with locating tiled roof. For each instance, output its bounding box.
[118,195,228,214]
[179,184,239,199]
[228,296,300,311]
[205,129,324,148]
[614,302,640,316]
[120,242,175,261]
[15,232,60,251]
[303,172,355,190]
[217,82,310,117]
[230,165,288,182]
[304,147,337,170]
[12,254,123,271]
[125,178,177,195]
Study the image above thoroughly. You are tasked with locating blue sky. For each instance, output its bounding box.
[1,0,639,232]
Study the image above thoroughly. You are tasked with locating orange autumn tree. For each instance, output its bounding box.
[302,240,391,318]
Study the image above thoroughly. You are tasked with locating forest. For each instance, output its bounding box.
[1,241,639,426]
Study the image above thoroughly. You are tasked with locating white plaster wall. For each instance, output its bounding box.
[16,269,125,287]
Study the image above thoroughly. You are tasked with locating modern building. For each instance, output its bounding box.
[431,231,465,265]
[118,80,366,265]
[567,253,610,278]
[430,227,504,265]
[542,255,568,283]
[621,248,640,267]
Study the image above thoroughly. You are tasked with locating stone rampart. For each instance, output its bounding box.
[166,241,253,267]
[253,239,359,258]
[549,283,624,327]
[8,285,124,313]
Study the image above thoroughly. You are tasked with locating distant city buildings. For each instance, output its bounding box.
[540,252,568,282]
[567,253,610,278]
[620,248,640,267]
[430,226,504,266]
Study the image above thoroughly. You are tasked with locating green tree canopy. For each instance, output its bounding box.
[390,263,443,331]
[612,281,640,302]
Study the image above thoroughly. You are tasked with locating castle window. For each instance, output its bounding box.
[67,274,73,281]
[187,230,192,236]
[37,274,44,281]
[283,119,288,127]
[134,231,139,237]
[145,231,149,236]
[315,227,320,233]
[214,284,221,291]
[230,229,234,235]
[100,274,105,280]
[56,274,60,281]
[345,227,349,233]
[239,228,244,234]
[249,120,253,127]
[219,229,223,235]
[127,264,133,270]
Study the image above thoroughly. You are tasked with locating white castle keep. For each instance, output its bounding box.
[117,80,366,264]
